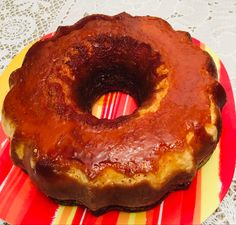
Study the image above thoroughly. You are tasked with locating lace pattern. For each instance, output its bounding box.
[0,0,67,72]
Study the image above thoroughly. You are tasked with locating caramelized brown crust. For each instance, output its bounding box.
[2,13,226,212]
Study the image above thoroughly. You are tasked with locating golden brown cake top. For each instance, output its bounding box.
[3,13,226,178]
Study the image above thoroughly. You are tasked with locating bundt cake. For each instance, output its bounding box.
[1,13,226,214]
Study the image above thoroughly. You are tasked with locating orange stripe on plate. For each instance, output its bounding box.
[199,42,205,52]
[193,170,201,225]
[146,209,154,225]
[100,94,109,118]
[116,212,130,225]
[52,206,77,225]
[92,95,104,118]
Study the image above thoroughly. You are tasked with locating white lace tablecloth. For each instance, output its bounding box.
[0,0,235,224]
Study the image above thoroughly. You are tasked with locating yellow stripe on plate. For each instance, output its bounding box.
[51,206,77,225]
[127,212,136,225]
[134,212,147,225]
[92,95,105,118]
[0,42,36,113]
[204,45,221,73]
[200,144,221,222]
[199,42,222,222]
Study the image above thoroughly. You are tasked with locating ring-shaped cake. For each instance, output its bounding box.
[2,13,226,213]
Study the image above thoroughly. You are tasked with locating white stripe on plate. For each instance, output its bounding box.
[157,201,164,225]
[108,93,115,119]
[79,208,87,225]
[103,93,111,118]
[0,138,8,155]
[0,165,15,192]
[123,94,129,115]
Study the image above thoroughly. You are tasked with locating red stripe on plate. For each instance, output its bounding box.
[110,92,119,119]
[94,215,103,225]
[20,184,58,225]
[100,92,137,119]
[0,124,12,185]
[40,32,55,40]
[219,61,236,200]
[127,95,138,114]
[71,207,86,225]
[192,38,201,46]
[112,92,122,118]
[115,93,127,117]
[106,93,115,119]
[101,211,119,225]
[0,123,7,142]
[0,168,26,219]
[0,141,12,185]
[80,210,97,225]
[5,178,34,224]
[104,93,113,118]
[179,174,198,225]
[161,191,183,225]
[146,205,160,225]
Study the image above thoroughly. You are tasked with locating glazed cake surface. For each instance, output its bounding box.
[2,13,226,213]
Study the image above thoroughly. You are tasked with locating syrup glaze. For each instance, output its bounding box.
[3,13,226,179]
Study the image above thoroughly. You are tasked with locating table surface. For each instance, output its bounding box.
[0,0,235,224]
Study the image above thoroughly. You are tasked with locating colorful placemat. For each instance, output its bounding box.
[0,36,235,225]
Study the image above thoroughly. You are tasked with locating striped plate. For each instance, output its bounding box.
[0,35,235,225]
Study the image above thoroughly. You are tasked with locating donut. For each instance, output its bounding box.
[2,13,226,213]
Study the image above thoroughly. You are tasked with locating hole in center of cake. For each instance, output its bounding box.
[91,92,138,119]
[68,35,161,115]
